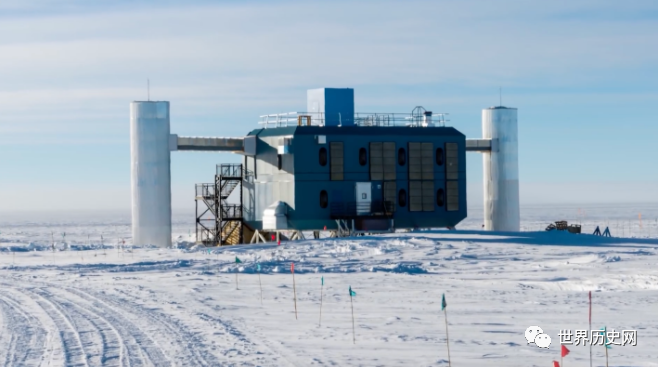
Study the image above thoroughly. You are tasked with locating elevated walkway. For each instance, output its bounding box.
[171,135,244,152]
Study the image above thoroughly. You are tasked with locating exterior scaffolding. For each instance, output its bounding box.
[217,164,244,245]
[195,183,218,245]
[195,164,245,246]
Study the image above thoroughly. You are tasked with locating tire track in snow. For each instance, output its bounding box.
[0,299,18,366]
[111,286,286,367]
[0,292,48,366]
[30,288,126,367]
[1,275,284,366]
[55,287,171,367]
[0,286,68,367]
[22,288,91,367]
[81,287,219,367]
[2,279,174,367]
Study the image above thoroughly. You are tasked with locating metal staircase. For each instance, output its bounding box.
[221,221,242,244]
[194,183,219,245]
[220,180,239,200]
[195,164,245,246]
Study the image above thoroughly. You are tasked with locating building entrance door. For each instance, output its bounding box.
[355,182,371,216]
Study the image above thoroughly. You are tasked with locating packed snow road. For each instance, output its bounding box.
[0,277,274,367]
[1,229,658,366]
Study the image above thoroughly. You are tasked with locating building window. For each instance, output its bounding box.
[437,188,445,207]
[370,142,396,180]
[446,180,459,211]
[384,181,396,213]
[277,154,282,170]
[319,147,327,166]
[409,142,433,180]
[398,189,407,207]
[320,190,328,208]
[398,148,406,166]
[359,147,367,166]
[445,143,458,180]
[436,148,444,166]
[330,142,344,181]
[409,180,434,212]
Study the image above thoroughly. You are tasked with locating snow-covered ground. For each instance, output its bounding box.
[0,204,657,366]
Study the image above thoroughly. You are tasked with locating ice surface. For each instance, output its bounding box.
[0,204,657,366]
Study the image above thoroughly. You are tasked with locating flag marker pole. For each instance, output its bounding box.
[235,257,242,290]
[562,345,571,367]
[597,326,610,367]
[258,265,263,305]
[350,294,355,344]
[442,294,452,367]
[349,286,356,344]
[589,291,592,367]
[444,308,451,366]
[292,262,298,320]
[51,231,55,264]
[319,277,324,327]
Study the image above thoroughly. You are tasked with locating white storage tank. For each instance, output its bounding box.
[482,106,520,232]
[262,201,288,230]
[130,101,172,247]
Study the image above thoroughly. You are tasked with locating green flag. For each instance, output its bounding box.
[441,293,447,311]
[321,276,324,286]
[235,256,242,264]
[349,286,356,297]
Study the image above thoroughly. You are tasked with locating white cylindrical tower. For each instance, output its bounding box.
[130,101,172,247]
[482,106,520,232]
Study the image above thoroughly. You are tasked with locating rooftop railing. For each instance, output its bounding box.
[258,108,449,128]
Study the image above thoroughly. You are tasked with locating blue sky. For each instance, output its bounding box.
[0,0,657,212]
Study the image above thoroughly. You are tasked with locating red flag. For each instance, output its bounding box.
[561,344,570,357]
[277,240,281,246]
[271,234,275,241]
[553,361,560,367]
[291,262,294,273]
[323,225,327,230]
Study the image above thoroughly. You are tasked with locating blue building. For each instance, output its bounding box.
[194,88,467,244]
[231,88,467,235]
[134,88,520,247]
